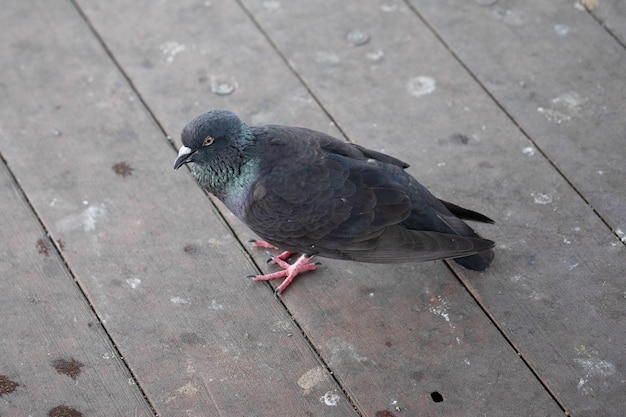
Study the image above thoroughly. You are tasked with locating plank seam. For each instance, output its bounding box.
[401,0,624,248]
[61,1,206,414]
[274,296,366,416]
[444,261,570,415]
[67,2,170,146]
[69,3,364,414]
[66,0,257,281]
[67,1,267,278]
[444,259,571,416]
[0,149,158,416]
[68,0,277,412]
[233,0,356,144]
[396,0,570,413]
[232,1,371,414]
[586,8,626,51]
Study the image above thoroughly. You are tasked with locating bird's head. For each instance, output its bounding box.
[173,110,248,170]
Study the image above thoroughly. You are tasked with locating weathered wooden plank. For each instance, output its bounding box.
[76,0,565,415]
[76,0,339,142]
[212,197,563,416]
[0,1,356,415]
[412,0,626,238]
[0,165,154,415]
[235,0,626,416]
[404,1,626,415]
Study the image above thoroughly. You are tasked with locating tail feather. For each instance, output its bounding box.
[438,199,494,224]
[453,249,494,271]
[434,208,495,271]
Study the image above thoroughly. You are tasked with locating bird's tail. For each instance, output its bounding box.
[434,205,494,271]
[453,248,494,271]
[435,199,495,271]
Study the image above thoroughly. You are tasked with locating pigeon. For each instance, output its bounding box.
[174,110,494,294]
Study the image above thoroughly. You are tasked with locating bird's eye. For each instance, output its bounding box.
[202,136,215,146]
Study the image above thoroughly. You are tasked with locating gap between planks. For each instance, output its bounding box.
[584,4,626,51]
[69,1,368,414]
[446,260,570,416]
[234,0,355,144]
[0,147,159,416]
[401,0,625,249]
[66,0,597,415]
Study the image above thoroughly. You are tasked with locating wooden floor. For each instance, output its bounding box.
[1,0,625,416]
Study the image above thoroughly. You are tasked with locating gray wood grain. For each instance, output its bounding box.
[3,0,624,415]
[75,0,566,415]
[411,0,626,239]
[588,0,626,46]
[0,1,356,415]
[0,163,154,416]
[234,0,626,415]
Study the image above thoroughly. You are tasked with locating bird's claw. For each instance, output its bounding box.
[252,254,317,295]
[249,240,280,250]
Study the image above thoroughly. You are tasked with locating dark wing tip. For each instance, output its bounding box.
[439,199,495,224]
[352,144,410,168]
[453,247,494,271]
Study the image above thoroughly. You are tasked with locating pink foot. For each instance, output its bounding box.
[253,254,317,294]
[250,240,293,263]
[250,240,279,250]
[272,250,293,262]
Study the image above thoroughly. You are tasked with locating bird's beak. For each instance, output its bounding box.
[174,146,196,170]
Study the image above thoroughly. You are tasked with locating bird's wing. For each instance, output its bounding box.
[351,143,410,168]
[333,225,494,263]
[243,128,492,262]
[243,128,407,248]
[437,199,494,224]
